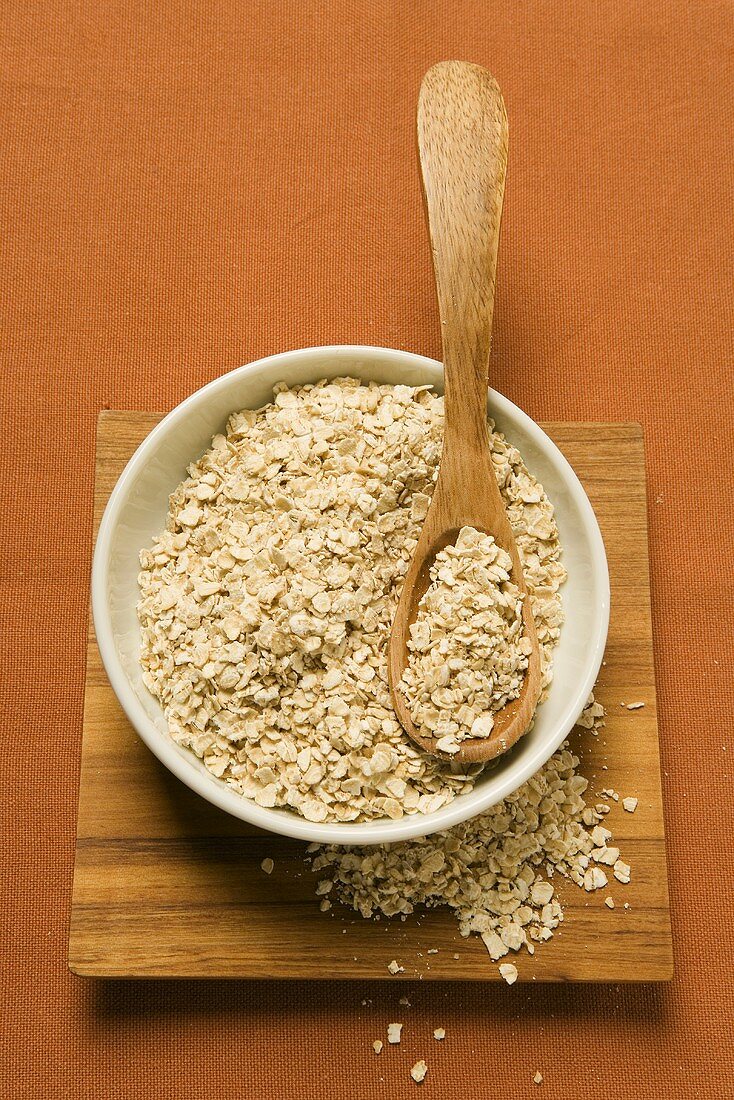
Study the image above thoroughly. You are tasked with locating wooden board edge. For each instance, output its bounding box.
[66,958,675,982]
[620,430,674,956]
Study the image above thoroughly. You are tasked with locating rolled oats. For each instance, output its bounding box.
[398,527,528,747]
[138,378,565,824]
[312,698,630,963]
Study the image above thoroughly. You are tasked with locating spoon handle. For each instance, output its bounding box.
[417,62,508,456]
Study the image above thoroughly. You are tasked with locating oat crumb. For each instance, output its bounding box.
[433,1027,446,1040]
[411,1060,428,1084]
[627,702,645,710]
[260,858,274,875]
[387,1023,403,1044]
[622,797,638,813]
[533,1071,544,1085]
[387,959,404,975]
[499,962,518,985]
[613,860,631,884]
[372,1040,383,1055]
[583,866,608,891]
[604,896,615,909]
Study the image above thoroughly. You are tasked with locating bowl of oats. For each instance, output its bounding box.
[92,345,609,844]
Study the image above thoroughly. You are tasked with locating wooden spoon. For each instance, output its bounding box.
[387,61,542,764]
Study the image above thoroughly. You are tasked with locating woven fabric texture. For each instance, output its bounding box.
[2,1,733,1097]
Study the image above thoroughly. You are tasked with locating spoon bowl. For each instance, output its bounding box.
[387,474,542,765]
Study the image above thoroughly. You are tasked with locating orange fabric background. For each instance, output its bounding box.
[2,1,733,1097]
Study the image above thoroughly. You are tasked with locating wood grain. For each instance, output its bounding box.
[69,411,673,981]
[389,63,542,763]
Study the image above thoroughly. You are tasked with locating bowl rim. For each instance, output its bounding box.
[92,344,610,845]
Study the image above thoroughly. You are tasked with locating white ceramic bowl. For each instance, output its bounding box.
[92,345,609,845]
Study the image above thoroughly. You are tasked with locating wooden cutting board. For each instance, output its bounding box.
[69,412,672,981]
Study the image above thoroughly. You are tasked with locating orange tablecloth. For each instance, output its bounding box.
[2,2,732,1097]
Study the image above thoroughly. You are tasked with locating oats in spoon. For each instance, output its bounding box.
[397,525,530,755]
